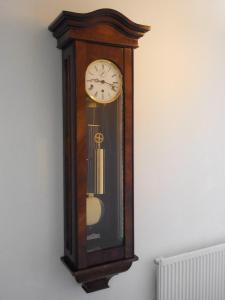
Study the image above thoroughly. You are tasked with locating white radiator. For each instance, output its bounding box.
[155,243,225,300]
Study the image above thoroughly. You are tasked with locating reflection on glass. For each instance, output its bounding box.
[86,95,124,252]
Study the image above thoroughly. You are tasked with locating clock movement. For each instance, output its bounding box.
[49,9,150,293]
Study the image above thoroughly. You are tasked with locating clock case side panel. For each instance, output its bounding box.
[61,43,78,270]
[123,48,135,259]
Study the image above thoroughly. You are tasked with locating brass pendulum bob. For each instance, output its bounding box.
[86,193,103,226]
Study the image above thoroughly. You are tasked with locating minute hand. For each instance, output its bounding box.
[103,80,116,87]
[87,78,116,87]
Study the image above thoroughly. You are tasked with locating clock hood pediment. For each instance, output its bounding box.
[48,9,150,49]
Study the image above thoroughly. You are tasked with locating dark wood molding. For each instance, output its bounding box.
[48,9,150,49]
[82,278,111,293]
[61,255,138,293]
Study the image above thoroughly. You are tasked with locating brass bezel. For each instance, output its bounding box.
[85,59,123,104]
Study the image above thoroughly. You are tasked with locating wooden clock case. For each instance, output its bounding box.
[48,9,150,293]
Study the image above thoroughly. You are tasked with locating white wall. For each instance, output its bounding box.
[1,0,225,299]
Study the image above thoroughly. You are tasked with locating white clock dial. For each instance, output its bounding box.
[85,59,122,104]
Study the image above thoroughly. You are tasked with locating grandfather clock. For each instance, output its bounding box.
[49,9,149,293]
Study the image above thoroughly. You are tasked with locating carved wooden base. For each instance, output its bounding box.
[61,255,138,293]
[82,277,111,293]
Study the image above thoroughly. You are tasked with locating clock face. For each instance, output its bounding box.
[85,59,122,104]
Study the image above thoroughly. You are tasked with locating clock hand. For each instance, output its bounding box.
[87,78,111,85]
[99,79,117,87]
[87,78,118,88]
[102,80,112,86]
[103,81,118,90]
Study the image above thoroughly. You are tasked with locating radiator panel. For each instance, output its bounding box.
[155,243,225,300]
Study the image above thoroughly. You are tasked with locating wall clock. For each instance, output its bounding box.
[49,9,150,293]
